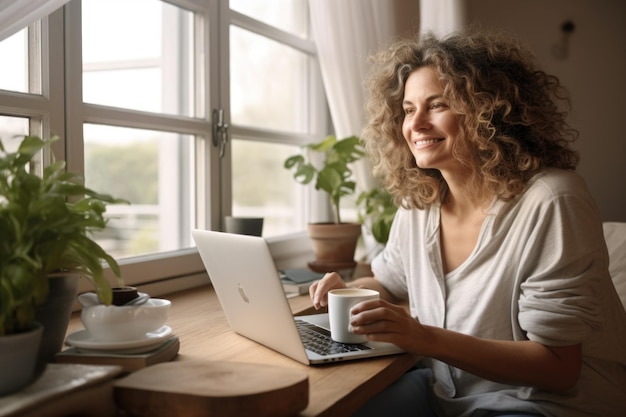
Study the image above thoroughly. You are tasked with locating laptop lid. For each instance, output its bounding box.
[191,229,403,365]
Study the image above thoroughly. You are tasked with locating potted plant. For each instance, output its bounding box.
[356,187,398,262]
[284,135,365,273]
[0,135,127,394]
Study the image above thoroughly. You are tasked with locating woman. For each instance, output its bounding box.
[310,29,626,416]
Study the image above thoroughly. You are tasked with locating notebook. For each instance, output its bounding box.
[191,229,404,365]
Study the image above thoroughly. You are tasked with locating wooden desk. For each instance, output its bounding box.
[66,285,420,417]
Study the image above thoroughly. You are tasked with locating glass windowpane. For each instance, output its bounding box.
[82,0,199,117]
[0,28,31,93]
[83,68,162,113]
[230,0,308,37]
[231,139,303,236]
[0,116,43,178]
[230,26,309,133]
[0,116,29,144]
[83,124,195,259]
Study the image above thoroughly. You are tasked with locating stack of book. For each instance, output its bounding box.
[280,268,325,296]
[56,336,180,373]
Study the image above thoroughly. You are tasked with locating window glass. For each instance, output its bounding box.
[83,124,195,259]
[82,0,198,117]
[231,139,303,236]
[0,28,31,94]
[230,26,309,133]
[230,0,308,37]
[0,116,44,180]
[0,116,30,152]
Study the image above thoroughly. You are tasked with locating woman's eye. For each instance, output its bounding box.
[404,108,414,115]
[431,102,447,110]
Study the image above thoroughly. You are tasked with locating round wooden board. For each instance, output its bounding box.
[114,360,309,417]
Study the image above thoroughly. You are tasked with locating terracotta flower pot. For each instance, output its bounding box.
[306,222,361,273]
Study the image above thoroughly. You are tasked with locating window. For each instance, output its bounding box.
[227,4,325,236]
[0,0,327,294]
[0,28,31,94]
[79,0,200,259]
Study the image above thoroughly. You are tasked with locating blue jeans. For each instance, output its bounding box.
[351,367,437,417]
[351,367,544,417]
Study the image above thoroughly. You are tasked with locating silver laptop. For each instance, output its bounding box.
[191,229,403,365]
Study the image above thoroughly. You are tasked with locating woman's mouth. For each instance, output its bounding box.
[414,137,444,147]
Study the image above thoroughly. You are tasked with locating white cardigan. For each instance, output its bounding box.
[372,168,626,417]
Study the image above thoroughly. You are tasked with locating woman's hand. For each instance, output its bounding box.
[349,298,429,354]
[309,272,398,310]
[309,272,346,310]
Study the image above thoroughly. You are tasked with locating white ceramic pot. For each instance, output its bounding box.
[78,293,171,342]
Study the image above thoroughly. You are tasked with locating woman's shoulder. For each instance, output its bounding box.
[494,168,600,225]
[526,168,590,199]
[505,168,603,227]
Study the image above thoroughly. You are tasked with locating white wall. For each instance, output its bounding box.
[465,0,626,221]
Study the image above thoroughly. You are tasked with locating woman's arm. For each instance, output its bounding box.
[350,299,582,393]
[431,329,582,393]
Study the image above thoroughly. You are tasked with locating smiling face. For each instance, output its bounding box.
[402,67,463,175]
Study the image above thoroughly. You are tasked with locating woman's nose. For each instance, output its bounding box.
[410,109,431,130]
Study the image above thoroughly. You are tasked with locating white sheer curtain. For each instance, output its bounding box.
[0,0,70,41]
[309,0,420,192]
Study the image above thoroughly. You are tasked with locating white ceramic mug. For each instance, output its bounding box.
[328,288,379,344]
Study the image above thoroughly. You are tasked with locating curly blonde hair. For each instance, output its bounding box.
[362,29,579,209]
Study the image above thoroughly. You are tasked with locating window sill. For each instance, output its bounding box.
[73,231,315,310]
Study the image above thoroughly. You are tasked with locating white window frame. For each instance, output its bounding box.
[0,0,328,297]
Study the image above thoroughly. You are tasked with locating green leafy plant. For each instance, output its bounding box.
[284,135,365,224]
[356,188,398,245]
[0,135,128,336]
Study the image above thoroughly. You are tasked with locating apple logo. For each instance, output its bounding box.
[237,283,250,303]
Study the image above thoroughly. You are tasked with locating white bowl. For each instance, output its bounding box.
[79,297,171,342]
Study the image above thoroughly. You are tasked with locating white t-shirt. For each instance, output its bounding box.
[372,168,626,417]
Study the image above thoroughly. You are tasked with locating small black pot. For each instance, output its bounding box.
[110,286,140,306]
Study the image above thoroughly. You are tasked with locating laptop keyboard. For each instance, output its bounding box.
[295,319,372,356]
